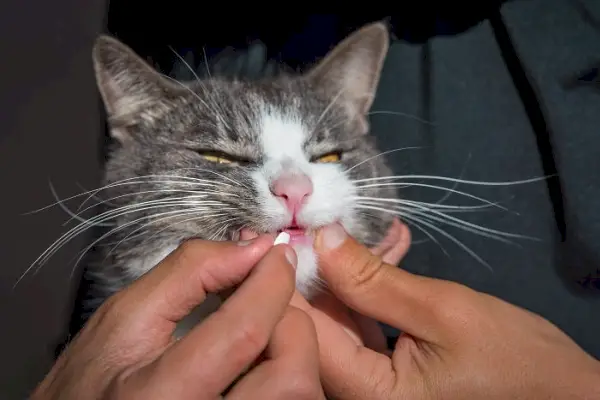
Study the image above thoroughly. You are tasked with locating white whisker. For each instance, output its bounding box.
[368,206,494,270]
[76,182,119,208]
[355,196,499,211]
[435,152,472,205]
[76,172,238,211]
[357,201,530,242]
[24,174,234,215]
[202,47,212,79]
[368,110,435,126]
[65,204,233,278]
[398,213,450,257]
[357,182,508,211]
[72,208,223,275]
[16,198,231,287]
[346,147,423,173]
[48,181,114,227]
[353,174,549,186]
[81,209,235,273]
[313,88,344,134]
[67,188,235,226]
[106,207,236,250]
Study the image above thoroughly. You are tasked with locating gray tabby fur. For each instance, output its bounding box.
[83,22,396,320]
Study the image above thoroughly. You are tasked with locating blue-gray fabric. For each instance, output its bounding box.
[373,1,600,355]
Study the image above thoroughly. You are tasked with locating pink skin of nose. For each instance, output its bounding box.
[271,173,313,215]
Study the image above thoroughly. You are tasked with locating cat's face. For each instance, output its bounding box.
[93,23,396,296]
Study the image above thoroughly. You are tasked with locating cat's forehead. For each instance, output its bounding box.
[161,78,351,152]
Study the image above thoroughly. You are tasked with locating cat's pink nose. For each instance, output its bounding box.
[271,173,313,213]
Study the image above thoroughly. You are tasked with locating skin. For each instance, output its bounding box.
[32,219,600,399]
[31,235,325,400]
[291,223,600,400]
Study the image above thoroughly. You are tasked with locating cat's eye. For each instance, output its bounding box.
[200,154,233,164]
[195,150,253,166]
[314,152,342,164]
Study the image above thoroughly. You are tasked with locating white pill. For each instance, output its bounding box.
[274,231,290,245]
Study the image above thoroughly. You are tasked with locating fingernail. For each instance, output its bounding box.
[237,239,254,246]
[321,223,347,250]
[285,247,297,269]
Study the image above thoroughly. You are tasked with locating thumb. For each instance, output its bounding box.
[314,223,441,340]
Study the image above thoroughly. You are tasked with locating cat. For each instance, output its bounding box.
[67,22,397,329]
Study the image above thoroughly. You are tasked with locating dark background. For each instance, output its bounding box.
[0,0,107,398]
[2,2,599,398]
[107,3,509,70]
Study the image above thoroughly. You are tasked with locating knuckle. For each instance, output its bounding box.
[444,281,476,307]
[347,252,385,291]
[176,239,195,254]
[235,319,269,354]
[173,239,217,274]
[429,281,477,325]
[98,292,124,318]
[175,240,201,263]
[89,295,126,332]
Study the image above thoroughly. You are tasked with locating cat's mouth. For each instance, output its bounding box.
[279,225,314,245]
[239,225,314,246]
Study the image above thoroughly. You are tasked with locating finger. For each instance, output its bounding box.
[304,292,386,352]
[290,292,397,398]
[351,311,388,353]
[117,235,276,324]
[295,296,397,399]
[147,244,298,399]
[226,307,324,400]
[370,218,409,266]
[314,223,443,340]
[312,292,363,346]
[381,220,412,265]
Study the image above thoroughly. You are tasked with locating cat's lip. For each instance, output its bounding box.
[239,226,314,245]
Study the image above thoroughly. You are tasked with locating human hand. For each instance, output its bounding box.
[292,223,600,399]
[31,236,324,400]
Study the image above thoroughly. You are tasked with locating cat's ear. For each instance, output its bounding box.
[93,35,179,141]
[304,22,389,134]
